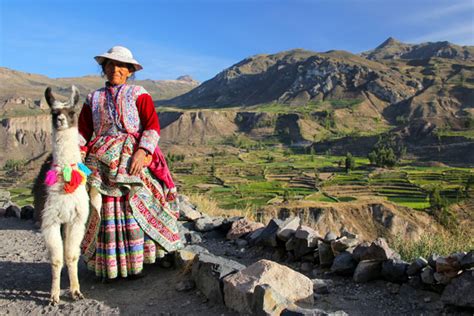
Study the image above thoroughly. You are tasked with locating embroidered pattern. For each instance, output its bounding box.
[139,129,159,154]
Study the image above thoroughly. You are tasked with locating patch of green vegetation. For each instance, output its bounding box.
[172,147,471,214]
[8,185,34,207]
[328,98,363,109]
[434,129,474,139]
[391,229,474,262]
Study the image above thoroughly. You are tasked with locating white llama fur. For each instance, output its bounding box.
[41,86,89,305]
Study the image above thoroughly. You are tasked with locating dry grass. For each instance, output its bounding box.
[390,227,474,262]
[186,193,257,221]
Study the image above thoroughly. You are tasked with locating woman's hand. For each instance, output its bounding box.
[130,148,147,176]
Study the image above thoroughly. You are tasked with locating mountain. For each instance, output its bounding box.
[362,37,474,61]
[0,67,198,116]
[162,41,474,133]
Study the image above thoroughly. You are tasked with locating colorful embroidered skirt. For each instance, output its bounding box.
[86,195,166,278]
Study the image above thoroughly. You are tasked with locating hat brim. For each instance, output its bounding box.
[94,55,143,72]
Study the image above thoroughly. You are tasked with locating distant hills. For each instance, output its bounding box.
[0,67,198,116]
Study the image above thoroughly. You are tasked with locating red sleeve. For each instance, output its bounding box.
[136,94,160,135]
[78,103,93,148]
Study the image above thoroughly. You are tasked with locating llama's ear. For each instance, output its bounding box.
[70,85,80,108]
[45,87,56,108]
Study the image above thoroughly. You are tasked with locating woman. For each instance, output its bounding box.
[78,46,182,280]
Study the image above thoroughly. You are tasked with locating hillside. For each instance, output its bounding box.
[0,67,198,117]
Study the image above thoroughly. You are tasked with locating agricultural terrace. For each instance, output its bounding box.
[170,148,473,212]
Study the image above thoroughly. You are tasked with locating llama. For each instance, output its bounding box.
[41,86,90,305]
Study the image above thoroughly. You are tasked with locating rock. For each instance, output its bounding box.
[178,199,202,221]
[220,216,244,233]
[276,217,301,241]
[253,284,290,316]
[318,241,334,268]
[330,237,359,256]
[420,266,435,285]
[226,218,264,240]
[324,232,337,242]
[194,216,215,232]
[434,272,456,285]
[204,230,225,239]
[175,279,196,292]
[0,190,11,209]
[292,226,320,258]
[427,254,439,269]
[441,271,474,308]
[340,228,358,239]
[407,257,428,276]
[352,241,371,262]
[252,219,284,247]
[353,260,382,283]
[312,278,332,294]
[460,250,474,269]
[223,259,313,314]
[436,255,462,275]
[174,244,210,267]
[192,253,246,304]
[360,238,397,261]
[235,239,248,248]
[330,252,357,276]
[5,204,21,218]
[184,231,203,244]
[20,205,35,220]
[382,259,409,283]
[247,227,265,244]
[300,262,313,273]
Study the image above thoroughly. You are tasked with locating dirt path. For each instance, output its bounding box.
[0,218,236,315]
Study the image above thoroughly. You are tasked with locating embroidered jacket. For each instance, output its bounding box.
[78,83,160,154]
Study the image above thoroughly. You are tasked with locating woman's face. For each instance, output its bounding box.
[104,60,133,85]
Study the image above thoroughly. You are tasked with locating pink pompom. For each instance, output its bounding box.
[45,169,58,186]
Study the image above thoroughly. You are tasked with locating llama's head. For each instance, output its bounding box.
[45,86,81,131]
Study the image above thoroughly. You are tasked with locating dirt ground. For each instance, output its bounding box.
[0,217,236,315]
[0,217,470,316]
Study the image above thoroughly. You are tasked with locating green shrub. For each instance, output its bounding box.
[3,159,27,172]
[391,229,473,262]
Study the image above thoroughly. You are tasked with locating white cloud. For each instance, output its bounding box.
[403,1,474,23]
[408,23,474,45]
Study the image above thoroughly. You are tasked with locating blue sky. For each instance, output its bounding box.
[1,0,473,82]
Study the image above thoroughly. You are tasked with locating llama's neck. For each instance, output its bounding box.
[52,128,81,166]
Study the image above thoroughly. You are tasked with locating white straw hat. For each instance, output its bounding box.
[94,46,143,72]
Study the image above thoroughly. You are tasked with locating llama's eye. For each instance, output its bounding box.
[69,111,75,118]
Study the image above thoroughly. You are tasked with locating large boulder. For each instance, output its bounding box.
[330,252,357,276]
[441,271,474,308]
[353,260,382,283]
[223,259,313,314]
[191,253,245,304]
[252,219,285,247]
[276,217,301,241]
[381,259,409,283]
[360,238,398,261]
